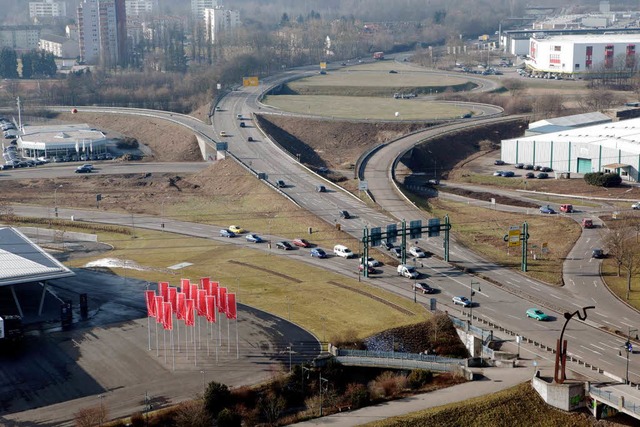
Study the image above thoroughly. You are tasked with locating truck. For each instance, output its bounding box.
[373,51,384,60]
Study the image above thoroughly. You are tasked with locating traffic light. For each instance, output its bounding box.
[626,341,633,352]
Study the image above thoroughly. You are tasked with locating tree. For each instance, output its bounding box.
[602,226,630,277]
[258,391,286,424]
[0,47,19,78]
[203,381,231,418]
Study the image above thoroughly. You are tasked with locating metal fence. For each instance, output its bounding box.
[590,386,640,416]
[336,348,463,365]
[335,356,460,372]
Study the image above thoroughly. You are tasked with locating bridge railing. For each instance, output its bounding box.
[590,386,640,416]
[335,356,459,372]
[335,348,463,365]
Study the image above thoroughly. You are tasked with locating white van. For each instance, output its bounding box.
[333,244,355,258]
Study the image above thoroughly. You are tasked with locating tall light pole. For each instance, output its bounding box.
[413,257,417,303]
[319,374,328,416]
[624,328,638,384]
[469,280,481,325]
[54,184,62,218]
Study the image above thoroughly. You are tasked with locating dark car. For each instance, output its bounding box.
[537,172,549,179]
[524,164,534,170]
[276,180,286,188]
[541,167,553,172]
[539,205,555,214]
[413,282,435,294]
[383,242,395,251]
[339,210,351,219]
[390,247,402,258]
[310,248,327,258]
[500,171,515,177]
[525,172,535,179]
[247,136,254,142]
[316,185,326,193]
[533,165,542,171]
[494,160,505,165]
[276,241,293,250]
[592,249,605,259]
[515,163,524,169]
[75,165,92,173]
[239,122,246,128]
[219,229,236,238]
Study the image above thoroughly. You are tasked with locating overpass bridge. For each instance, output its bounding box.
[589,383,640,420]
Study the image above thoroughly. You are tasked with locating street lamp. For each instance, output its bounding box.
[54,184,62,218]
[469,280,481,325]
[413,257,417,303]
[623,328,638,384]
[319,374,328,416]
[286,343,292,373]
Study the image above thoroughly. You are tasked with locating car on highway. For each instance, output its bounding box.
[333,244,355,258]
[413,282,435,294]
[366,257,380,267]
[397,264,419,279]
[75,164,93,173]
[219,229,236,238]
[229,225,245,234]
[310,248,327,258]
[293,238,311,248]
[316,185,326,193]
[239,122,246,128]
[409,246,426,258]
[276,180,286,188]
[390,246,402,258]
[539,205,555,214]
[633,202,640,210]
[582,218,594,228]
[247,136,254,142]
[359,264,378,274]
[276,241,293,250]
[452,296,471,307]
[526,308,550,321]
[219,131,229,137]
[559,204,573,213]
[245,233,263,243]
[592,248,605,259]
[339,210,351,219]
[236,114,243,119]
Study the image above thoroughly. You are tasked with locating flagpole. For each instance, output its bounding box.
[171,328,175,371]
[155,319,158,357]
[147,314,151,351]
[236,316,239,359]
[207,319,210,356]
[194,307,197,367]
[177,317,180,352]
[163,327,167,364]
[227,315,230,354]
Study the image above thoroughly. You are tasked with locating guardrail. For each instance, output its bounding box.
[335,355,459,372]
[336,348,463,365]
[590,386,640,416]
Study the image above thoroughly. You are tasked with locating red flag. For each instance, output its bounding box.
[145,290,156,317]
[176,292,185,320]
[217,287,227,313]
[200,277,210,291]
[169,287,177,313]
[197,289,207,316]
[226,293,237,320]
[190,283,198,304]
[155,296,164,324]
[181,279,190,299]
[205,295,216,323]
[163,302,173,330]
[184,299,195,326]
[158,282,169,302]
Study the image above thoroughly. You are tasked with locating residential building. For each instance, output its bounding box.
[29,0,67,20]
[125,0,158,17]
[192,0,217,21]
[39,34,80,59]
[77,0,127,67]
[0,26,41,52]
[204,6,240,43]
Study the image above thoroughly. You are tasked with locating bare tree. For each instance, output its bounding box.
[602,226,628,277]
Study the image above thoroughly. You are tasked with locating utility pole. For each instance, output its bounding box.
[319,373,328,416]
[624,328,638,384]
[469,280,481,325]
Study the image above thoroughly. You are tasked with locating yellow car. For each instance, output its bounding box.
[229,225,245,234]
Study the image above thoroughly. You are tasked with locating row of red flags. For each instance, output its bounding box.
[144,277,237,331]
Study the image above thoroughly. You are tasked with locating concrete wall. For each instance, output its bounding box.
[532,375,586,411]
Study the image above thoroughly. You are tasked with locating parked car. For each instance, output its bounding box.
[339,210,351,219]
[276,241,293,250]
[494,160,505,165]
[526,308,550,321]
[245,233,263,243]
[219,229,236,238]
[500,171,515,177]
[219,131,229,137]
[493,170,504,176]
[390,247,402,258]
[397,264,419,279]
[632,202,640,210]
[541,167,553,172]
[581,218,594,229]
[366,257,381,267]
[316,185,326,193]
[515,163,524,169]
[276,180,286,188]
[560,204,573,213]
[239,122,246,128]
[229,225,245,234]
[310,248,327,258]
[236,114,243,119]
[383,242,395,251]
[524,164,534,170]
[214,106,222,112]
[409,246,426,258]
[533,165,542,171]
[413,282,435,294]
[525,172,535,179]
[539,205,555,214]
[75,164,93,173]
[452,296,472,307]
[537,172,549,179]
[293,238,311,248]
[592,248,605,259]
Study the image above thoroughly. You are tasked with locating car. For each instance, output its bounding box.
[460,113,472,119]
[293,238,311,248]
[316,185,326,193]
[214,106,222,112]
[219,229,236,238]
[389,70,398,74]
[229,225,245,234]
[537,172,549,179]
[452,296,472,307]
[236,114,243,119]
[383,242,395,251]
[104,153,113,160]
[541,167,553,172]
[333,244,355,258]
[560,204,573,213]
[0,164,13,170]
[413,282,435,294]
[632,202,640,210]
[276,180,286,188]
[524,164,534,170]
[219,131,228,137]
[500,171,515,177]
[310,248,327,258]
[493,170,504,176]
[409,246,426,258]
[75,165,92,173]
[539,205,555,214]
[319,70,327,75]
[245,233,263,243]
[247,136,254,142]
[494,160,505,165]
[359,264,378,274]
[276,241,293,250]
[526,308,550,321]
[514,163,524,169]
[582,218,594,228]
[525,172,535,179]
[390,247,402,258]
[366,257,381,267]
[239,122,246,128]
[81,163,94,170]
[533,165,542,171]
[592,248,605,259]
[397,264,419,279]
[339,210,351,219]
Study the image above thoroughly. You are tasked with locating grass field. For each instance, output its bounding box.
[261,95,470,120]
[63,228,429,341]
[363,382,598,427]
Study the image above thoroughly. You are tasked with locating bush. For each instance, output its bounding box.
[217,408,242,427]
[344,382,369,409]
[203,381,231,418]
[407,369,433,390]
[584,172,622,187]
[368,371,407,399]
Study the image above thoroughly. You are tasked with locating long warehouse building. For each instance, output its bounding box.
[501,116,640,181]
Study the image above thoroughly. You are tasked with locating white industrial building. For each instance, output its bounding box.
[501,116,640,181]
[29,0,67,20]
[527,33,640,75]
[204,7,241,43]
[17,124,108,161]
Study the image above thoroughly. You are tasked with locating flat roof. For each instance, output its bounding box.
[535,33,640,43]
[20,123,105,144]
[0,227,74,287]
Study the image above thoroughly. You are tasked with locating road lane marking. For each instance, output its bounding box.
[580,345,601,355]
[590,343,606,351]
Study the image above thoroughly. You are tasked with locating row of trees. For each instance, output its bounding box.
[0,47,57,79]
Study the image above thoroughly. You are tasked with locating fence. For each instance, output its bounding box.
[589,386,640,416]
